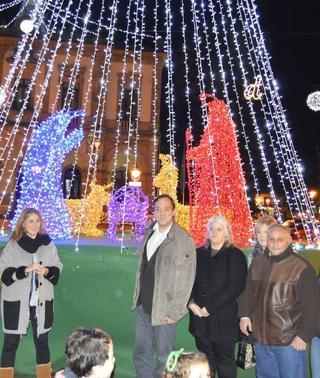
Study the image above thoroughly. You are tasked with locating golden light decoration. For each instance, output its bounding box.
[244,75,263,100]
[154,154,179,200]
[66,183,111,236]
[154,154,190,232]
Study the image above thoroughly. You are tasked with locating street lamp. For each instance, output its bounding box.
[309,190,317,201]
[308,190,319,216]
[131,167,141,182]
[129,167,141,187]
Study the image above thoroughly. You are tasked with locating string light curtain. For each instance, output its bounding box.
[0,0,318,245]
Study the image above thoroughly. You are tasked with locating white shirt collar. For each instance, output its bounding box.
[153,222,173,235]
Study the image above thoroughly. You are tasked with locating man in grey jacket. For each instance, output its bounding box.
[132,194,196,378]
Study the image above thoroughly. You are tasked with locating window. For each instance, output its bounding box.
[12,79,33,111]
[115,169,126,190]
[119,88,138,131]
[60,82,80,110]
[63,167,81,199]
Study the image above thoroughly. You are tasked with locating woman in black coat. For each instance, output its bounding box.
[189,215,247,378]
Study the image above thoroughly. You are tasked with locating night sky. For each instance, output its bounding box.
[258,1,320,187]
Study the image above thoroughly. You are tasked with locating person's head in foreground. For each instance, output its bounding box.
[254,215,277,249]
[267,224,292,256]
[163,349,211,378]
[66,328,115,378]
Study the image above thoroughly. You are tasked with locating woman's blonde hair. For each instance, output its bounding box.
[205,215,233,248]
[164,351,210,378]
[10,208,46,241]
[254,215,277,233]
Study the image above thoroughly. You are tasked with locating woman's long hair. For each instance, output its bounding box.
[204,215,233,248]
[10,208,46,241]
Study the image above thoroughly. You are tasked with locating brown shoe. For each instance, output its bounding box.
[0,367,14,378]
[36,362,51,378]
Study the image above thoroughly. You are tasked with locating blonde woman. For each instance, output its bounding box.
[0,208,63,378]
[247,215,277,266]
[188,215,247,377]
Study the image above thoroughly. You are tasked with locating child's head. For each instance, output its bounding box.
[254,215,277,249]
[65,328,115,378]
[164,349,211,378]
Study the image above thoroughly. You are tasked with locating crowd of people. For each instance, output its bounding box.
[0,196,319,378]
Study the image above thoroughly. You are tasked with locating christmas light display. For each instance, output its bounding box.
[186,95,253,247]
[0,0,318,246]
[107,184,149,242]
[306,91,320,112]
[66,184,111,236]
[154,154,190,232]
[12,111,84,239]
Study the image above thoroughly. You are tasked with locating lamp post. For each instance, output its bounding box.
[130,167,141,187]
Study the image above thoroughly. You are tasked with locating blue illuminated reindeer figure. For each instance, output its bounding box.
[12,111,84,239]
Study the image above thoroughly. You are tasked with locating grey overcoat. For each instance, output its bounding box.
[132,221,196,325]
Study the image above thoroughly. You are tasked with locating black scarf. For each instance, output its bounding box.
[18,233,51,254]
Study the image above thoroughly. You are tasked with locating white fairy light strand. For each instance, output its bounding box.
[0,0,61,173]
[33,0,94,213]
[212,0,279,221]
[0,0,66,227]
[0,0,25,12]
[203,0,253,227]
[0,0,31,28]
[111,0,134,190]
[0,0,54,136]
[120,0,145,253]
[180,0,193,141]
[151,0,159,200]
[164,0,176,165]
[209,0,261,202]
[247,0,320,241]
[238,0,319,242]
[75,0,119,248]
[213,0,275,219]
[132,1,145,169]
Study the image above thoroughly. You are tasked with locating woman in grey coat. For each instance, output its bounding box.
[0,208,63,378]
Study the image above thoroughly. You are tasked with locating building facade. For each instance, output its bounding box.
[0,31,165,216]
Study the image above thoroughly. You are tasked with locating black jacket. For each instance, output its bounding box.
[189,244,247,343]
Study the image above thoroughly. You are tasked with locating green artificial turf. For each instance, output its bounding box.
[0,242,316,377]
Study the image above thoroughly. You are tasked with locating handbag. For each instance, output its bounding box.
[236,333,256,370]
